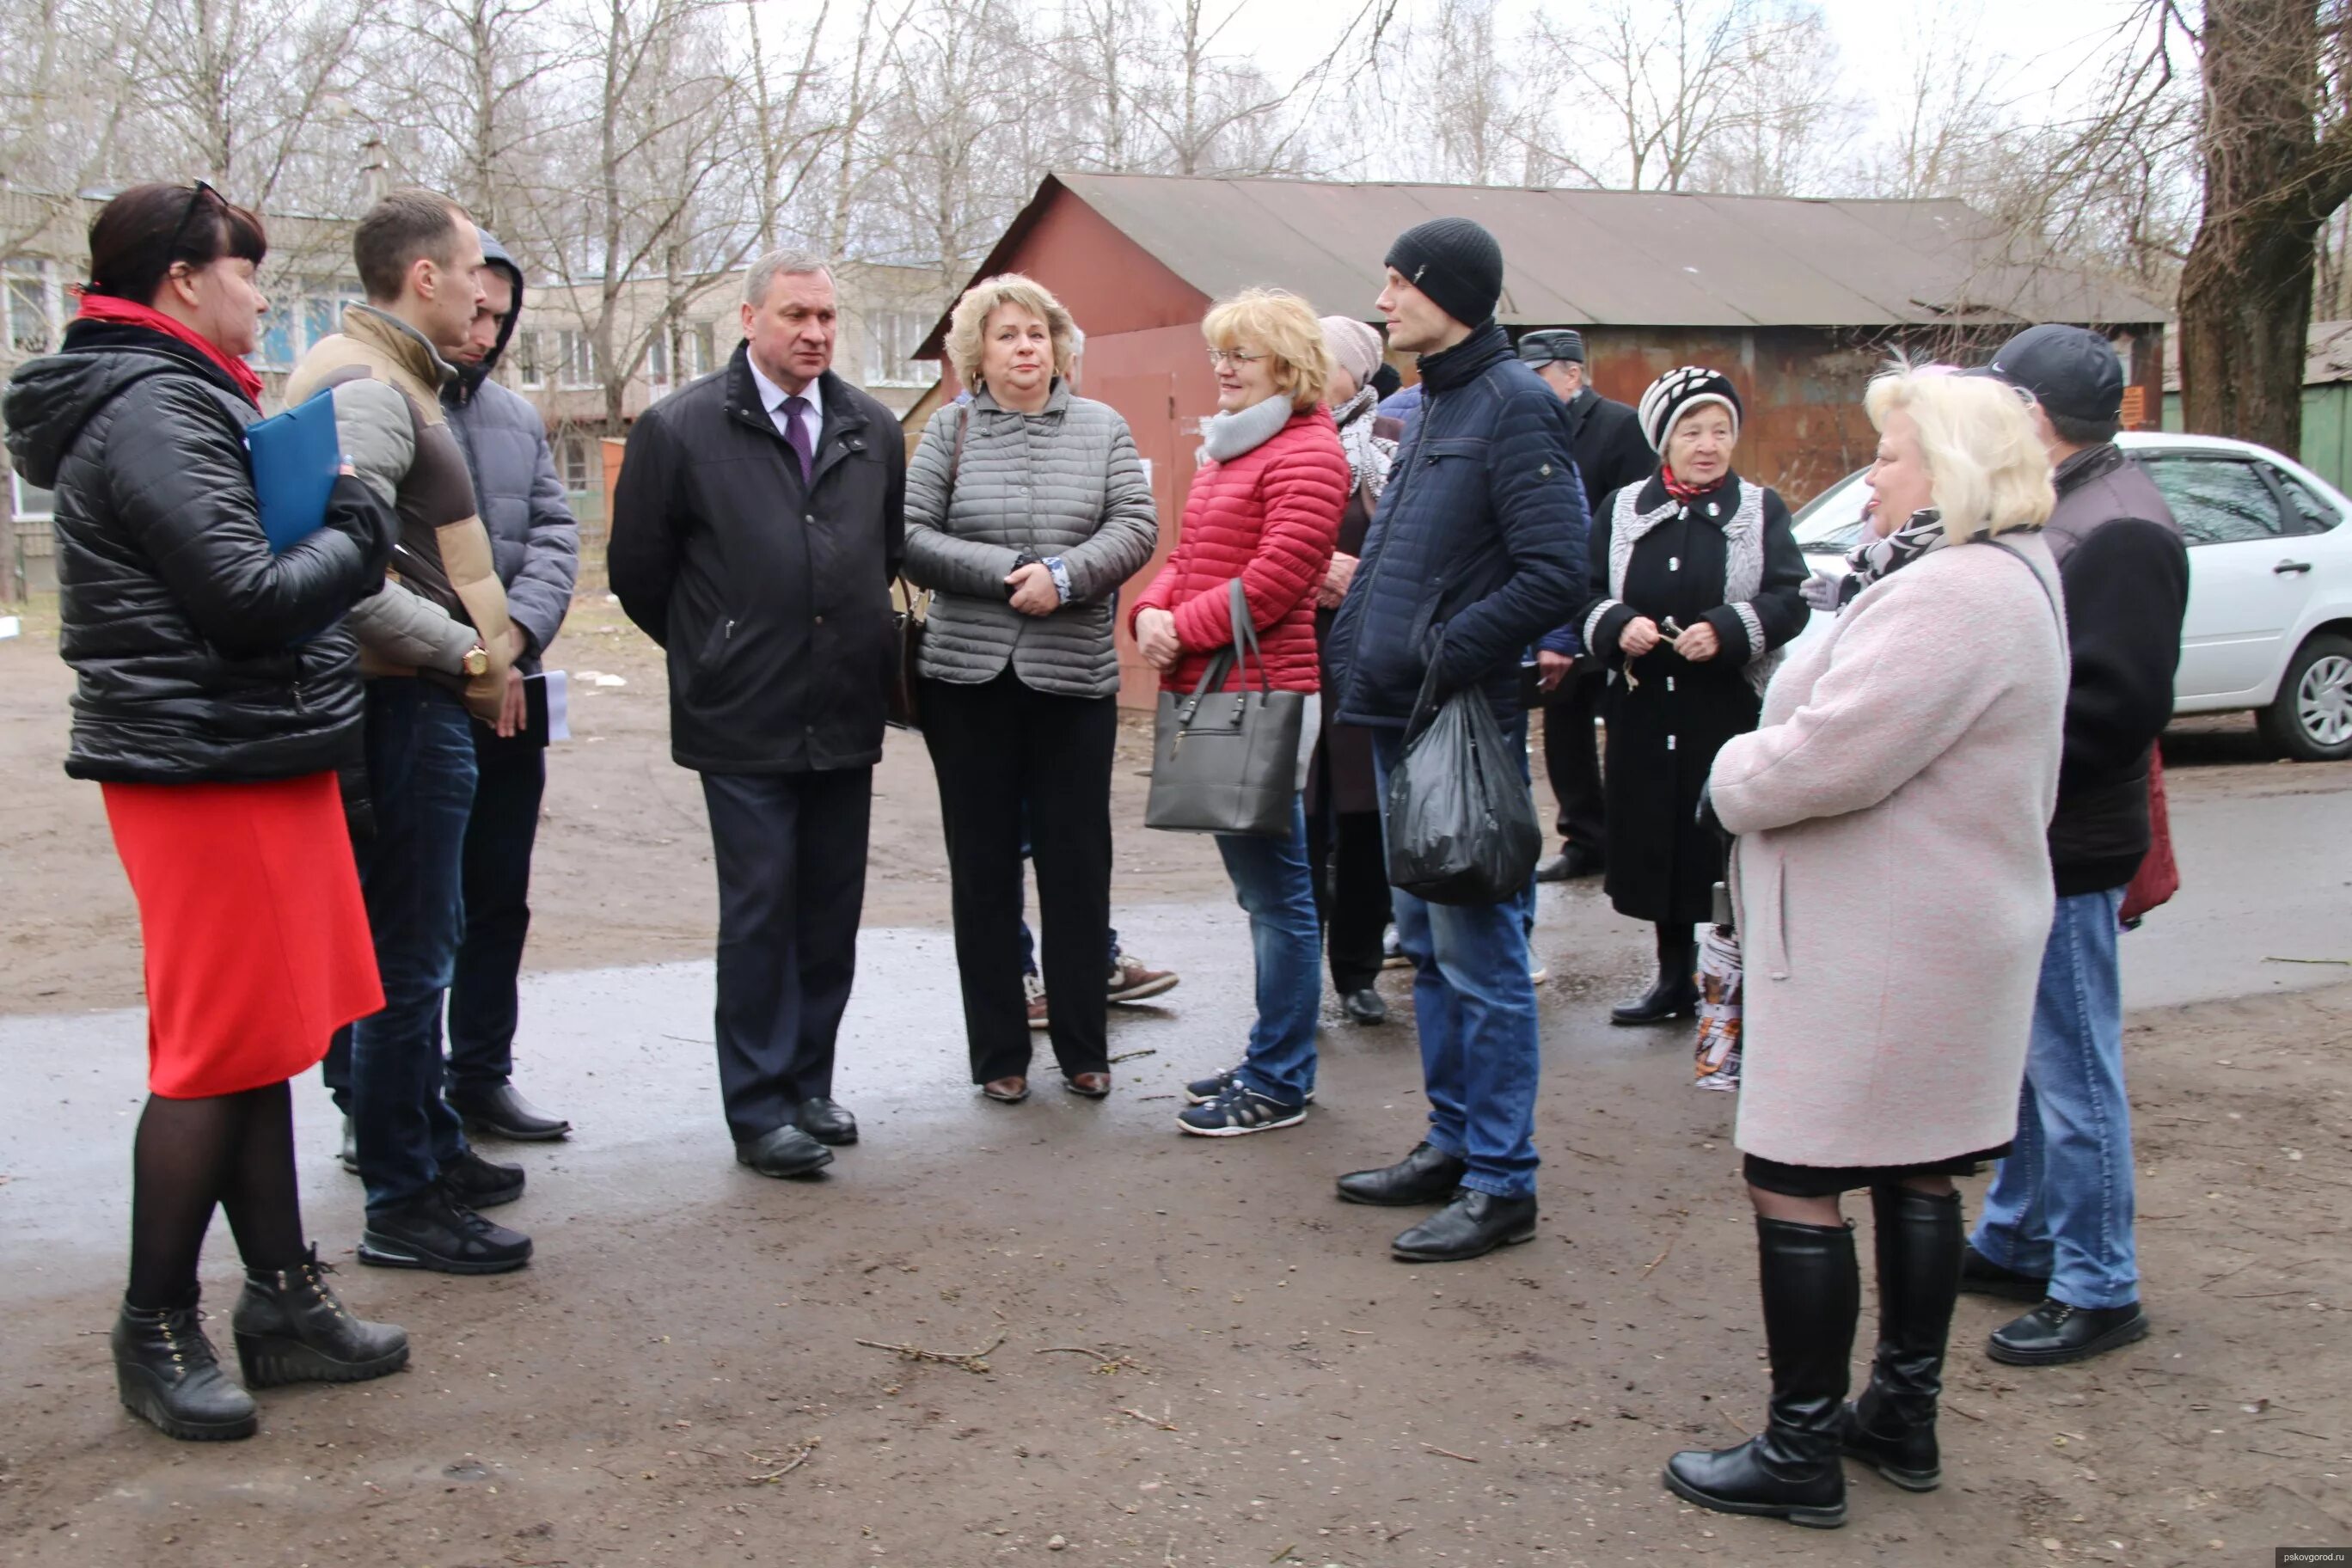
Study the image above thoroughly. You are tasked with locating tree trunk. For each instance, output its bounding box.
[2177,0,2352,456]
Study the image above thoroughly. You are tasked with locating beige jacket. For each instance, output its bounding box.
[286,305,512,720]
[1710,533,2068,1169]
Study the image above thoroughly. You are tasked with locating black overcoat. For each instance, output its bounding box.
[1580,469,1809,925]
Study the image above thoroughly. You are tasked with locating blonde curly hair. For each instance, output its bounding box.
[1203,288,1333,410]
[943,273,1079,392]
[1863,364,2055,543]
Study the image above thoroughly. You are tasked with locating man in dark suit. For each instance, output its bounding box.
[609,249,906,1179]
[1520,329,1654,882]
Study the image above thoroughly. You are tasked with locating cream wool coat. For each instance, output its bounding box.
[1712,532,2069,1169]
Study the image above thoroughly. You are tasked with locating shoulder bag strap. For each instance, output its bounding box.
[1988,538,2063,638]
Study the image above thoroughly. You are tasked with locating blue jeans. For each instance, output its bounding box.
[1214,797,1324,1106]
[1971,888,2138,1308]
[349,679,477,1215]
[1371,720,1541,1199]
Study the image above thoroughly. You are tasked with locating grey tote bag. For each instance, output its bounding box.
[1144,579,1307,838]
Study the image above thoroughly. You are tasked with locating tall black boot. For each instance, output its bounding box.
[1841,1185,1962,1490]
[113,1294,259,1442]
[233,1245,411,1387]
[1664,1217,1856,1528]
[1611,922,1700,1026]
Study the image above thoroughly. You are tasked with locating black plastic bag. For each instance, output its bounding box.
[1383,649,1542,906]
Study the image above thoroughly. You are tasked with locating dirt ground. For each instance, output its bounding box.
[2,605,2349,1568]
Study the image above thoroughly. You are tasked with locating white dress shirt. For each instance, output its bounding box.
[746,357,824,455]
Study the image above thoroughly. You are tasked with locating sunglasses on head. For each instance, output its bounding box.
[164,180,221,269]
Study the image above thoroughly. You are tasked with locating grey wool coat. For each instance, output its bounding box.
[1712,532,2069,1170]
[902,383,1159,698]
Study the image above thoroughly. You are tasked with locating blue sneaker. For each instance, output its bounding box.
[1177,1084,1307,1137]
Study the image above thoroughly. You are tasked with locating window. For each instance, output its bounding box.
[554,329,596,389]
[861,309,930,386]
[514,329,545,389]
[10,469,54,520]
[645,333,669,385]
[2140,456,2287,547]
[6,259,58,356]
[2264,466,2341,535]
[560,437,595,494]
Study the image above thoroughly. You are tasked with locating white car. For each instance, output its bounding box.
[1785,432,2352,760]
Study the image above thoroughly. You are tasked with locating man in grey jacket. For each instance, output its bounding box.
[439,231,579,1141]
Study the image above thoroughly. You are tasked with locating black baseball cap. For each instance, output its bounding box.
[1965,324,2125,424]
[1518,328,1586,366]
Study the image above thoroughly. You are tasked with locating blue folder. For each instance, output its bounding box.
[245,389,343,553]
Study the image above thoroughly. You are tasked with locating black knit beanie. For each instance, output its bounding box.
[1384,217,1504,330]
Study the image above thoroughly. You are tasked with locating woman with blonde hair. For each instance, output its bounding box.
[1130,288,1350,1135]
[903,273,1159,1104]
[1663,365,2067,1528]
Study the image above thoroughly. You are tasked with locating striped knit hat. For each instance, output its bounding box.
[1637,365,1742,453]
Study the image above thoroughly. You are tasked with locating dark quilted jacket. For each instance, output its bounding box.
[3,322,394,783]
[1326,322,1589,726]
[1129,406,1348,693]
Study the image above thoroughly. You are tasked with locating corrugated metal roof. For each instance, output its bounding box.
[1048,173,2167,330]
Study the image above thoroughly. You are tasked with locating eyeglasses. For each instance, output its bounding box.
[164,180,221,268]
[1206,348,1265,368]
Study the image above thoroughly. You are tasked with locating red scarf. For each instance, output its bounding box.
[75,293,265,407]
[1659,462,1718,504]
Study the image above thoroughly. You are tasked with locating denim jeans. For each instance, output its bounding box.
[444,723,548,1093]
[1971,888,2138,1309]
[1214,796,1324,1106]
[348,679,478,1215]
[1371,718,1541,1199]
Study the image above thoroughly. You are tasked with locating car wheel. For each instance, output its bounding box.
[2257,632,2352,761]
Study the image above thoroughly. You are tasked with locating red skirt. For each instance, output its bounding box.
[102,773,383,1099]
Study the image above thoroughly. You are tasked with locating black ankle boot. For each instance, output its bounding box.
[233,1245,411,1388]
[1610,925,1700,1026]
[1664,1217,1856,1528]
[113,1295,258,1442]
[1841,1185,1961,1491]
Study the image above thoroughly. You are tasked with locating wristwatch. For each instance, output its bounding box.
[461,643,491,677]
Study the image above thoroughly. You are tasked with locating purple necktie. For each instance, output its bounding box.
[781,394,814,483]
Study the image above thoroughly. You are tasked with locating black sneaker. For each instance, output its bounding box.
[1177,1084,1307,1137]
[359,1188,533,1275]
[439,1148,524,1210]
[1184,1067,1314,1106]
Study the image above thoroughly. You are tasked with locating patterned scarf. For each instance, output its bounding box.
[1847,507,1951,587]
[1332,385,1396,502]
[1659,462,1713,505]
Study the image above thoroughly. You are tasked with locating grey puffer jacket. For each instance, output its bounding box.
[903,382,1158,699]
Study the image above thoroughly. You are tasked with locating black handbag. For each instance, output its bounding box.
[1144,579,1307,837]
[887,405,968,732]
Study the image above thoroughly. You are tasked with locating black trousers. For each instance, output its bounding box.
[1307,793,1390,993]
[444,722,547,1092]
[919,671,1116,1084]
[1543,662,1607,854]
[700,765,873,1142]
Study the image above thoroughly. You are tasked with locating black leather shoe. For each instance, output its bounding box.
[1336,1142,1467,1207]
[232,1246,409,1388]
[447,1082,572,1142]
[1534,848,1604,882]
[1958,1243,2049,1302]
[1610,973,1700,1025]
[1987,1299,2149,1367]
[358,1188,533,1274]
[794,1097,859,1146]
[113,1295,258,1442]
[338,1115,358,1175]
[1391,1190,1538,1262]
[1663,1216,1854,1528]
[1340,988,1388,1026]
[735,1124,835,1179]
[439,1148,524,1210]
[1840,1186,1962,1491]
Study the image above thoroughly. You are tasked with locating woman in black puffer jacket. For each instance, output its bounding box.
[3,182,407,1443]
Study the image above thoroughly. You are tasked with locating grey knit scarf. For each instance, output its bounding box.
[1200,394,1295,462]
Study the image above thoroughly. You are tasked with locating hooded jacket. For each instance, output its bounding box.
[3,319,393,782]
[442,231,577,665]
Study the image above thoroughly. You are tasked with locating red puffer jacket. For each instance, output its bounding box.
[1129,407,1348,693]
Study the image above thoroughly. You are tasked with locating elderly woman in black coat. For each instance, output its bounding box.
[1578,367,1809,1024]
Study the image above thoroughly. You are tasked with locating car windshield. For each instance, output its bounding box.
[1792,470,1869,554]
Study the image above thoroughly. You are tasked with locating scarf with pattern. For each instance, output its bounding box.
[1847,507,1954,588]
[1331,384,1396,503]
